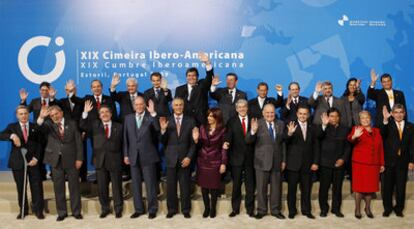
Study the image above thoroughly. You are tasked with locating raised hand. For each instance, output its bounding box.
[147,99,155,114]
[250,118,259,133]
[382,105,391,121]
[84,100,93,113]
[19,88,29,102]
[161,78,168,90]
[352,126,364,139]
[198,51,211,65]
[321,112,329,126]
[111,73,121,89]
[212,75,221,86]
[275,84,283,93]
[370,69,378,85]
[49,86,57,99]
[315,81,323,93]
[286,92,292,108]
[222,141,230,150]
[287,121,297,136]
[39,107,50,118]
[159,117,169,130]
[192,127,199,142]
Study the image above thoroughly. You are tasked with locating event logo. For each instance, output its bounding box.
[337,15,349,26]
[18,36,65,84]
[337,14,386,27]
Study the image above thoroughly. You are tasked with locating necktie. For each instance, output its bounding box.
[301,123,307,141]
[96,96,101,110]
[131,95,135,108]
[229,90,234,102]
[326,97,331,108]
[136,115,142,129]
[188,86,193,101]
[57,122,64,139]
[176,117,181,136]
[42,99,46,106]
[241,118,247,137]
[155,88,160,98]
[105,124,109,139]
[22,124,28,143]
[68,97,75,111]
[268,122,275,141]
[397,122,403,156]
[293,98,298,106]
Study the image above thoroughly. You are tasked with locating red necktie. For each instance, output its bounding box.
[57,122,64,139]
[22,124,28,143]
[242,118,247,137]
[96,96,101,110]
[42,99,46,106]
[105,124,109,139]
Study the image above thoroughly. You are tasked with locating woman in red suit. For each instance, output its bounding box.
[347,111,385,219]
[193,108,228,218]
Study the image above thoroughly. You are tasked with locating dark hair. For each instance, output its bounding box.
[257,82,268,90]
[342,77,358,96]
[39,81,51,89]
[327,107,341,117]
[206,107,224,131]
[381,73,392,82]
[98,105,112,114]
[226,72,238,81]
[288,82,300,90]
[186,67,199,77]
[150,72,162,80]
[297,104,310,112]
[91,79,103,87]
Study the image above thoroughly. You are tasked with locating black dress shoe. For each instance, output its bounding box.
[203,209,210,218]
[255,213,266,219]
[35,212,45,219]
[288,213,296,219]
[16,213,28,219]
[148,213,157,219]
[115,212,122,218]
[210,209,216,218]
[320,212,328,217]
[247,211,254,217]
[183,213,191,218]
[229,211,239,217]
[334,212,344,218]
[56,214,68,221]
[100,211,110,218]
[166,212,176,218]
[364,208,374,218]
[304,213,315,219]
[395,212,404,217]
[355,212,362,219]
[73,214,83,220]
[382,211,391,217]
[130,212,143,218]
[271,213,285,219]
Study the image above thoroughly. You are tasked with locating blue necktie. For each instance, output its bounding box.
[136,115,142,129]
[268,122,275,141]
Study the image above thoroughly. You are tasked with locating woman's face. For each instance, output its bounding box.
[348,80,357,94]
[359,113,371,127]
[207,113,216,126]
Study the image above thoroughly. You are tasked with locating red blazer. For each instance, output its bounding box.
[347,126,384,166]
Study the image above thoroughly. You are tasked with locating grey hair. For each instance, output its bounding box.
[126,78,137,85]
[235,99,248,108]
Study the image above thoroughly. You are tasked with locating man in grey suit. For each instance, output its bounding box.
[37,105,83,221]
[123,96,160,219]
[309,81,347,126]
[246,103,286,220]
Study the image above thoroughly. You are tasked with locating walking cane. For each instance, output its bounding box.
[20,148,28,220]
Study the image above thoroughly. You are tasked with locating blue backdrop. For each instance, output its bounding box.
[1,0,413,170]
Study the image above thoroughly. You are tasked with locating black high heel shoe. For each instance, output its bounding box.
[365,208,374,218]
[203,208,210,218]
[355,211,362,219]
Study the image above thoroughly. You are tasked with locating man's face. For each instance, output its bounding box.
[262,106,275,122]
[99,108,112,122]
[172,100,184,115]
[297,108,309,123]
[226,75,237,89]
[381,77,393,90]
[289,84,300,98]
[16,108,29,124]
[256,85,268,98]
[186,71,198,86]
[49,109,63,123]
[236,103,248,117]
[134,97,145,114]
[126,81,137,94]
[392,108,405,122]
[91,81,102,96]
[323,84,333,97]
[328,111,340,126]
[151,76,161,88]
[39,86,49,98]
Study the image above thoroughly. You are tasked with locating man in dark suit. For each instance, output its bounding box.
[248,82,283,119]
[159,98,196,219]
[279,82,309,123]
[144,72,173,117]
[123,96,160,219]
[0,105,45,219]
[309,81,347,126]
[315,108,351,218]
[246,103,286,220]
[84,79,117,121]
[380,104,414,217]
[80,102,123,218]
[174,52,213,126]
[210,73,247,124]
[37,105,83,221]
[225,99,255,217]
[368,69,407,126]
[284,105,319,219]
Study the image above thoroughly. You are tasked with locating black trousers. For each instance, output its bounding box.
[96,167,123,214]
[286,168,313,215]
[166,165,191,214]
[382,165,408,213]
[12,165,44,214]
[231,164,255,214]
[318,166,345,213]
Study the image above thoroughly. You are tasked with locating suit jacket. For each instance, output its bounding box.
[246,119,286,172]
[79,117,123,171]
[143,88,172,117]
[279,96,309,123]
[56,95,84,123]
[110,90,143,122]
[341,92,365,127]
[40,119,83,169]
[284,120,320,172]
[379,121,414,168]
[123,112,160,167]
[248,95,283,119]
[225,116,254,167]
[83,94,118,123]
[0,122,41,170]
[174,68,214,125]
[347,126,384,166]
[210,87,247,123]
[160,115,196,168]
[309,95,348,126]
[367,87,407,126]
[315,124,351,168]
